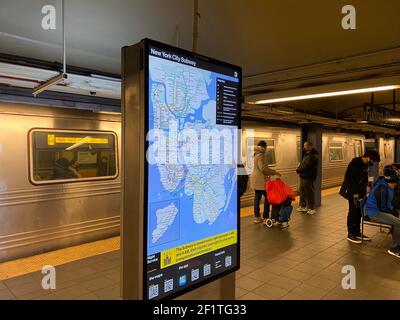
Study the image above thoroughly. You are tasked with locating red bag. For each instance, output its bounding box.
[265,179,296,205]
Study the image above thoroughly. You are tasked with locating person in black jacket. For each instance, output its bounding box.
[238,164,249,199]
[339,149,380,244]
[296,141,319,215]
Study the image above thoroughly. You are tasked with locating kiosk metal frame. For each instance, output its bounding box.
[121,39,241,300]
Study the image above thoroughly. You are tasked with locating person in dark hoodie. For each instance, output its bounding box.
[296,141,319,215]
[339,149,380,244]
[366,165,400,259]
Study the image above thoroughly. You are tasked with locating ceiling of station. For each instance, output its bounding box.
[240,87,400,135]
[1,0,400,133]
[1,0,400,78]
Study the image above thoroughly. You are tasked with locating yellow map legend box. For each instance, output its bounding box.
[160,230,237,269]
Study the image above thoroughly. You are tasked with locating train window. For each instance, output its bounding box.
[329,141,344,162]
[296,138,301,163]
[384,143,393,159]
[29,129,118,184]
[353,139,363,157]
[265,139,276,165]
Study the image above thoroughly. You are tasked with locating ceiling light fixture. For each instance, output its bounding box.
[250,85,400,104]
[386,117,400,122]
[276,109,294,114]
[32,73,67,96]
[245,76,400,105]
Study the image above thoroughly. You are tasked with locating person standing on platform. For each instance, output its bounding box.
[296,141,319,215]
[339,150,380,244]
[250,141,281,224]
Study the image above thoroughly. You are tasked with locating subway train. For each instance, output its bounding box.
[0,104,395,261]
[0,103,121,262]
[240,121,395,207]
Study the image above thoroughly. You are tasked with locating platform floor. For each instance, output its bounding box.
[0,192,399,300]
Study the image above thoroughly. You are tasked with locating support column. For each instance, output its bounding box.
[301,124,322,207]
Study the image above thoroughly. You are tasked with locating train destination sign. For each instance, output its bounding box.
[144,39,242,300]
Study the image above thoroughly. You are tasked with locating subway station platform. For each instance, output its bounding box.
[0,191,399,300]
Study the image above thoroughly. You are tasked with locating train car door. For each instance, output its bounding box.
[353,139,363,158]
[379,138,395,175]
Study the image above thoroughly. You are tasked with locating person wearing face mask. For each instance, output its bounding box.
[340,149,380,244]
[366,165,400,259]
[296,141,319,215]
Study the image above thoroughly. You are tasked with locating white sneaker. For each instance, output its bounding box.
[307,209,316,215]
[279,221,289,228]
[387,248,400,258]
[297,206,307,212]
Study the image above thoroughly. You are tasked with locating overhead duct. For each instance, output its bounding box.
[241,103,400,135]
[243,46,400,95]
[0,62,121,99]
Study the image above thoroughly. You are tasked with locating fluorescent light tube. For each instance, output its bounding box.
[253,85,400,104]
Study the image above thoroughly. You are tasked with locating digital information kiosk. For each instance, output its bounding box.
[122,39,241,300]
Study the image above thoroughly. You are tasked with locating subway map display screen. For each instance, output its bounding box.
[145,40,241,300]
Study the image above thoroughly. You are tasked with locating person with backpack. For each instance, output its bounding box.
[250,141,281,224]
[365,165,400,259]
[296,141,319,215]
[339,149,380,244]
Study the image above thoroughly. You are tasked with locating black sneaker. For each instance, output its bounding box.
[388,248,400,259]
[347,234,362,244]
[356,234,371,241]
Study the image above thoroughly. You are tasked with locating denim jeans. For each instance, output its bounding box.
[279,206,293,222]
[371,212,400,249]
[254,189,270,219]
[271,204,293,222]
